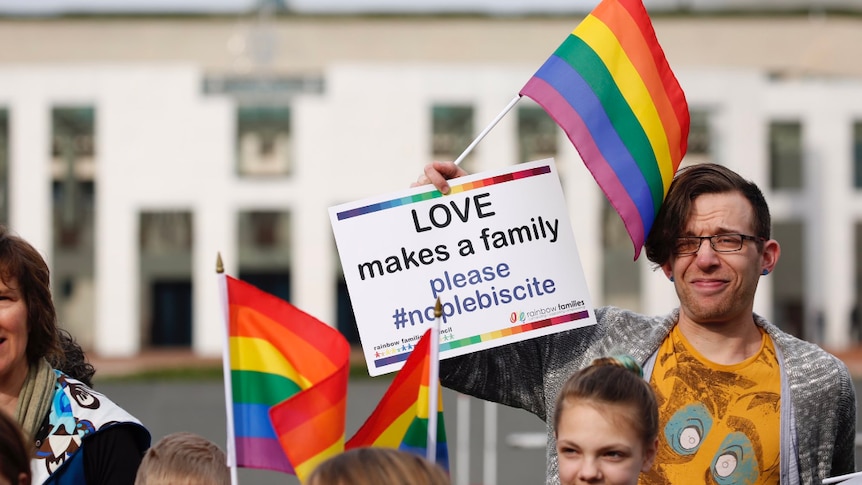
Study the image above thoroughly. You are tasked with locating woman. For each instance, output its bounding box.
[553,355,658,485]
[0,226,150,484]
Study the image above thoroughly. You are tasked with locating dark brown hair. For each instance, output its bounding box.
[0,410,31,485]
[306,447,450,485]
[0,226,61,365]
[554,355,658,448]
[644,163,771,266]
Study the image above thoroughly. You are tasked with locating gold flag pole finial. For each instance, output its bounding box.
[216,252,224,274]
[434,297,442,318]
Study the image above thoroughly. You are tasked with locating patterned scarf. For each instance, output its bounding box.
[14,358,56,440]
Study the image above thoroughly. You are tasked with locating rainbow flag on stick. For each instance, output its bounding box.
[519,0,689,259]
[346,329,449,470]
[223,275,350,481]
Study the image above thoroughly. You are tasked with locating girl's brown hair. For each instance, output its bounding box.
[553,355,658,448]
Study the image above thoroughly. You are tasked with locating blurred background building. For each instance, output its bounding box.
[1,0,862,358]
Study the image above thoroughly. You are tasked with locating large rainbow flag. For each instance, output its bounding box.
[519,0,689,259]
[346,329,449,470]
[226,275,350,481]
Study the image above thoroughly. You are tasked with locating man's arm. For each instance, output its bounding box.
[831,366,857,476]
[440,336,551,419]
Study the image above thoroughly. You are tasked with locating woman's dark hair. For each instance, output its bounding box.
[50,329,96,387]
[644,163,771,266]
[0,410,31,485]
[0,226,61,365]
[554,355,658,448]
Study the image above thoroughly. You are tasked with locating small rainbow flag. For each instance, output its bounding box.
[519,0,689,259]
[226,275,350,481]
[346,329,449,470]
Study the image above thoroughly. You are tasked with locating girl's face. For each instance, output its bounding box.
[556,402,656,485]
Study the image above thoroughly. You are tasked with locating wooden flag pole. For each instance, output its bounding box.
[216,254,240,485]
[453,95,522,166]
[426,298,443,464]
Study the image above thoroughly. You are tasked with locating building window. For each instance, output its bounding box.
[853,221,862,343]
[683,108,714,168]
[601,199,641,311]
[237,105,291,177]
[0,109,7,226]
[51,106,97,350]
[140,211,194,348]
[772,220,805,339]
[431,104,474,171]
[518,105,556,164]
[853,121,862,189]
[769,121,803,190]
[51,107,95,249]
[238,210,291,301]
[337,275,360,345]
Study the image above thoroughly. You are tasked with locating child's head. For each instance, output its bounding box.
[134,432,229,485]
[553,355,658,485]
[0,410,30,485]
[306,447,450,485]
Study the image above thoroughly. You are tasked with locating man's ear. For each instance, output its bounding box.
[760,239,780,275]
[660,262,673,281]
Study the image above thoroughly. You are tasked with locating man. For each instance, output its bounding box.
[417,162,856,484]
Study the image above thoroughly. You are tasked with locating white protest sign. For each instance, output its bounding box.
[329,159,596,376]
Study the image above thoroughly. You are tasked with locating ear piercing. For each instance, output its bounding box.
[762,269,769,275]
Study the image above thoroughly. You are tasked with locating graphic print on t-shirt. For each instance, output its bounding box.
[641,326,781,485]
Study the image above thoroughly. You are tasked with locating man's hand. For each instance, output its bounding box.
[411,161,469,195]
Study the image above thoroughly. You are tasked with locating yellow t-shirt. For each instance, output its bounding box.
[641,325,781,485]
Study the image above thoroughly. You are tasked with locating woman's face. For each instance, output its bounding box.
[556,402,656,485]
[0,277,29,385]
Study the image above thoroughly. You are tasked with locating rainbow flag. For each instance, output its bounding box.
[346,329,449,470]
[519,0,689,259]
[226,275,350,481]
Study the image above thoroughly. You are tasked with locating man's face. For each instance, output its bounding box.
[662,192,778,327]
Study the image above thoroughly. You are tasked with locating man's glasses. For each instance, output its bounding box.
[673,234,763,255]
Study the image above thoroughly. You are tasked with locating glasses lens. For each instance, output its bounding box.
[674,237,701,254]
[712,234,743,252]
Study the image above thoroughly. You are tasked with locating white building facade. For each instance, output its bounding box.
[1,13,861,357]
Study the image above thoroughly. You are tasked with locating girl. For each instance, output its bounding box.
[553,356,658,485]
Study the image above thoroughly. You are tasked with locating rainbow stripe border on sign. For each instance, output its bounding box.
[373,309,589,369]
[336,165,552,221]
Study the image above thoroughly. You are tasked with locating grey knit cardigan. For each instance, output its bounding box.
[440,306,856,484]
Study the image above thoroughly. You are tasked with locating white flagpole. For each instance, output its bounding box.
[217,254,240,485]
[455,394,470,485]
[453,94,522,166]
[426,298,442,464]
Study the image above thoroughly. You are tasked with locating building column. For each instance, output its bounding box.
[10,95,51,253]
[809,105,853,349]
